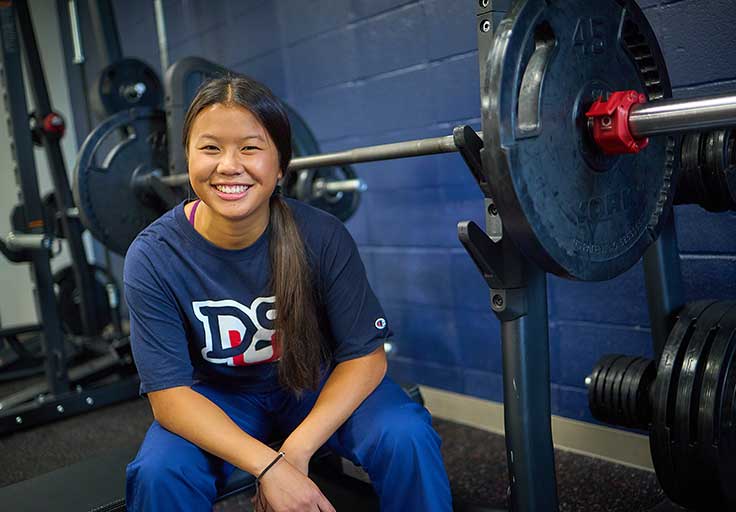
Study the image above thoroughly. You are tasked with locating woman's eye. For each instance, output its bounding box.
[242,146,260,151]
[201,145,219,151]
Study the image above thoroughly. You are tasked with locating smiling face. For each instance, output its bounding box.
[187,103,282,231]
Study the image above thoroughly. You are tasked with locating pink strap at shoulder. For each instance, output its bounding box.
[188,199,201,226]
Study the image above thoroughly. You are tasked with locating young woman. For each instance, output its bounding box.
[123,75,453,511]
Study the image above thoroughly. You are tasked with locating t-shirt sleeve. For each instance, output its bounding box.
[124,240,194,394]
[319,221,391,363]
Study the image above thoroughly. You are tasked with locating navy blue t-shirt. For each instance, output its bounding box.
[123,198,391,394]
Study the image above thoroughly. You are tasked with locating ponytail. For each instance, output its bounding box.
[269,195,326,394]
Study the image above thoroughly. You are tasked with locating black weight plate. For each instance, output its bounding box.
[697,303,736,505]
[53,264,113,336]
[288,104,320,158]
[675,132,705,206]
[587,356,605,419]
[90,58,163,118]
[483,0,676,281]
[636,359,657,427]
[591,354,624,422]
[650,300,716,504]
[73,107,170,255]
[623,357,655,429]
[588,354,621,422]
[285,107,361,222]
[589,354,654,428]
[607,356,634,426]
[293,166,362,222]
[670,301,733,507]
[619,356,643,427]
[681,132,702,172]
[619,357,641,426]
[702,131,731,212]
[717,338,736,505]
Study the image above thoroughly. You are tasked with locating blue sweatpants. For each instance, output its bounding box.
[125,375,453,511]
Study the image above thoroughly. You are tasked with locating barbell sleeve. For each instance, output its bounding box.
[313,178,367,194]
[629,92,736,137]
[4,233,52,251]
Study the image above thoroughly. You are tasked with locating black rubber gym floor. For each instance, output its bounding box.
[0,376,688,512]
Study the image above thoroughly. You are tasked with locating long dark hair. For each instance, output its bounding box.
[183,76,325,394]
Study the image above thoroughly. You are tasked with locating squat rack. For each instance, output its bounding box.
[0,0,139,435]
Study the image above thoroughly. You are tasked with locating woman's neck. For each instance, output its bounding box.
[194,202,270,250]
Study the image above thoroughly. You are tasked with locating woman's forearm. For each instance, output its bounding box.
[148,386,278,477]
[282,346,388,458]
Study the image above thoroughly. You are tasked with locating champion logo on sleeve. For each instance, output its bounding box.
[375,318,387,330]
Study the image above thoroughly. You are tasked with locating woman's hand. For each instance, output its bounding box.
[255,457,335,512]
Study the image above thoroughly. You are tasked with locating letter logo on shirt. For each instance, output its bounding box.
[192,297,280,366]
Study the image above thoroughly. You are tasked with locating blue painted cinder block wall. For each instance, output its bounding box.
[113,0,736,424]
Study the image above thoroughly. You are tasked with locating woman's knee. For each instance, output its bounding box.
[127,449,194,489]
[126,422,220,499]
[366,404,441,459]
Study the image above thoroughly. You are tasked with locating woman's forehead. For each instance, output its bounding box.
[192,103,267,137]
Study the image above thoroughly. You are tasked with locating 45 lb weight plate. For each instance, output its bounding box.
[73,108,173,255]
[483,0,677,281]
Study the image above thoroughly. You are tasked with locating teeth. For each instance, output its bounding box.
[215,184,249,194]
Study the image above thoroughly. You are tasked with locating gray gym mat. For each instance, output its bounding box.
[0,385,677,511]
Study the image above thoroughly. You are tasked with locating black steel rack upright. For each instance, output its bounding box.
[0,0,139,435]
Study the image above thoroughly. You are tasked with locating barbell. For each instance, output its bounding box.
[152,92,734,178]
[73,0,736,281]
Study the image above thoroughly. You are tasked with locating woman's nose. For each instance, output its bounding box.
[217,150,243,173]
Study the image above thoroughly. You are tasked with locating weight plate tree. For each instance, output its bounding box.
[589,301,736,509]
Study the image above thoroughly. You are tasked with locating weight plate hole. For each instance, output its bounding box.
[516,22,556,136]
